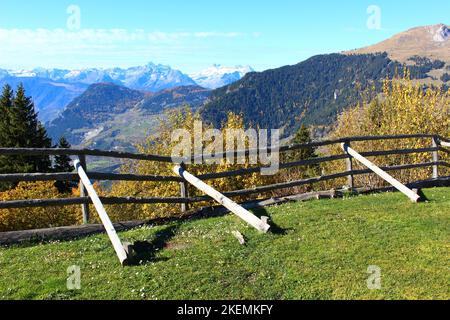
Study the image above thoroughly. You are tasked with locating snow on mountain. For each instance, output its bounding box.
[0,62,249,123]
[108,63,197,92]
[32,68,71,81]
[432,24,450,42]
[8,69,37,78]
[62,68,118,85]
[4,63,197,93]
[190,64,254,89]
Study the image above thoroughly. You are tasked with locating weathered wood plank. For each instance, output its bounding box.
[344,141,355,189]
[78,155,90,224]
[0,221,147,246]
[0,196,200,209]
[432,137,439,178]
[359,147,438,157]
[89,172,183,182]
[278,134,441,153]
[0,197,90,209]
[0,172,78,182]
[179,163,190,213]
[0,172,183,183]
[439,146,450,154]
[198,154,349,180]
[0,147,174,163]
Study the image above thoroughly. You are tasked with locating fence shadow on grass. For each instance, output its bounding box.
[251,206,290,235]
[127,224,180,265]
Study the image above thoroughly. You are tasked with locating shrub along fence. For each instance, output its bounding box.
[0,134,449,227]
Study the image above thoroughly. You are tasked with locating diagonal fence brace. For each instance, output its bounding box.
[341,143,421,202]
[74,159,129,265]
[174,165,270,233]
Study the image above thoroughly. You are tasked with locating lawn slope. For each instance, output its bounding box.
[0,188,449,300]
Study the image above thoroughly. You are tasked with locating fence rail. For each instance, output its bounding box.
[0,134,449,223]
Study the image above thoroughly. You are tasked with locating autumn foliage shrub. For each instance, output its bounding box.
[0,181,81,232]
[322,76,450,189]
[107,108,276,220]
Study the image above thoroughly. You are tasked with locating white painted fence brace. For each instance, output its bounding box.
[441,141,450,148]
[341,143,421,203]
[174,165,271,233]
[74,160,129,265]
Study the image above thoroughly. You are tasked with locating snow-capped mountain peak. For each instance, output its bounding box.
[432,24,450,42]
[8,69,37,78]
[191,64,254,89]
[3,63,252,91]
[3,63,197,92]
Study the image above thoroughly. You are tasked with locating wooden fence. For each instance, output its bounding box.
[0,134,449,225]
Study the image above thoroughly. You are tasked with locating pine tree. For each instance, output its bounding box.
[284,124,317,163]
[0,85,15,190]
[34,123,52,172]
[282,124,319,191]
[54,137,75,193]
[0,84,13,147]
[0,83,53,190]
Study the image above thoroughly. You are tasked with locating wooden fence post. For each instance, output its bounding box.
[432,136,439,179]
[179,163,189,213]
[343,141,354,190]
[78,155,90,224]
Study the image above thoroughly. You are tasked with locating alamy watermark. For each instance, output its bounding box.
[67,265,81,290]
[367,5,382,30]
[171,121,280,175]
[67,4,81,31]
[366,265,382,290]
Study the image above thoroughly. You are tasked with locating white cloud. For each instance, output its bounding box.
[0,28,247,46]
[0,28,261,70]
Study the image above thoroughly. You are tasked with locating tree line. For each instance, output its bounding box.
[0,83,74,192]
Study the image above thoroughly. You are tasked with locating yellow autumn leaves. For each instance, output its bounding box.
[324,76,449,188]
[0,181,81,232]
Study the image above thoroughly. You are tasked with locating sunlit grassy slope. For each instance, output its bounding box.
[0,188,449,300]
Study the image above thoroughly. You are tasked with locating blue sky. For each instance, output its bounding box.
[0,0,448,73]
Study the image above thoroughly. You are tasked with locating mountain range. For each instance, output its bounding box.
[201,24,449,138]
[46,83,210,150]
[0,63,252,123]
[4,23,449,164]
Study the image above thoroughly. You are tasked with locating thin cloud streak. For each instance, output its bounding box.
[0,28,260,70]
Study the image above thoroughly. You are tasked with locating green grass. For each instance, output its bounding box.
[0,188,449,300]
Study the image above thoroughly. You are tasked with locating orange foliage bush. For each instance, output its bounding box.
[0,181,81,232]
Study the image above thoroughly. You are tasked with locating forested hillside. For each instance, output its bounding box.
[47,83,147,145]
[200,53,438,136]
[46,83,211,149]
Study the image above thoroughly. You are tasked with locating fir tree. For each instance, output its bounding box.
[0,84,13,147]
[0,85,15,190]
[284,124,317,163]
[0,83,53,190]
